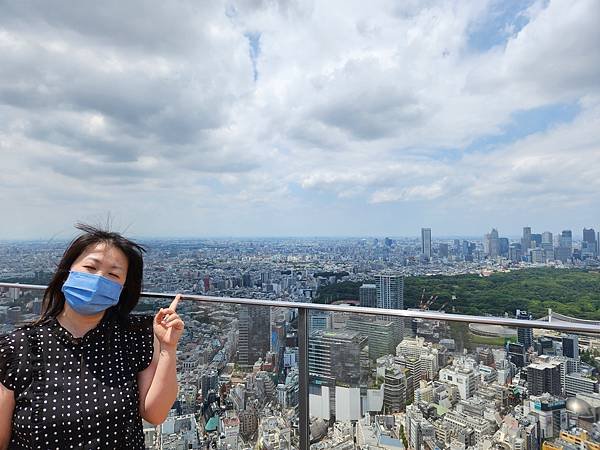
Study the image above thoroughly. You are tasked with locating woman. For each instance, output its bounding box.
[0,224,185,449]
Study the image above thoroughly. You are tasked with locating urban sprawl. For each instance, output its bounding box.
[1,226,599,450]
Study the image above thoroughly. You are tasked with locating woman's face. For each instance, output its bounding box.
[70,242,129,286]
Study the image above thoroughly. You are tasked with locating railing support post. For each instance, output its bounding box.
[298,307,310,449]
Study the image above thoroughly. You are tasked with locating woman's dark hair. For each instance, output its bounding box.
[37,223,146,325]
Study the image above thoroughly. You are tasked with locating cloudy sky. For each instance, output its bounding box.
[1,0,599,239]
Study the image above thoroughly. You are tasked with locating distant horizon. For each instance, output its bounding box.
[0,230,595,243]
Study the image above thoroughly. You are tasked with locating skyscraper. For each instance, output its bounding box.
[421,228,432,259]
[487,228,500,258]
[582,228,597,258]
[375,274,405,344]
[542,232,554,260]
[556,230,573,262]
[375,274,404,310]
[522,227,532,252]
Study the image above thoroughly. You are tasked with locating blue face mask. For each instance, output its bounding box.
[61,271,124,316]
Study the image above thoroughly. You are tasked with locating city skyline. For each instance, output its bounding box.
[1,0,599,238]
[0,225,598,242]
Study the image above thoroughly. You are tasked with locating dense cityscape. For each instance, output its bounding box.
[1,225,600,450]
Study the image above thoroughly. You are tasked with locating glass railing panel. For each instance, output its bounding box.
[307,308,600,450]
[0,285,301,449]
[136,296,300,450]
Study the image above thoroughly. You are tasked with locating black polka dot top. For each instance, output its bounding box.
[0,309,154,450]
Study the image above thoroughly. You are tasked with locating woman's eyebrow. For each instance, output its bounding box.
[84,256,124,270]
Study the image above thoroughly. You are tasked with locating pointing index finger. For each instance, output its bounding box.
[169,294,182,311]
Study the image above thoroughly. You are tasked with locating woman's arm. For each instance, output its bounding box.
[137,295,184,425]
[0,382,15,450]
[137,335,178,425]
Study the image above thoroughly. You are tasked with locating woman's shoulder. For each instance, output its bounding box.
[1,322,42,344]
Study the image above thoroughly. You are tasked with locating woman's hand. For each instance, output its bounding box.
[153,294,185,351]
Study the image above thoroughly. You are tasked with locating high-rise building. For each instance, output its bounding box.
[359,283,377,308]
[583,228,596,244]
[542,231,554,260]
[527,360,563,396]
[238,305,271,369]
[531,233,542,248]
[375,274,404,310]
[522,227,532,252]
[499,237,509,257]
[462,240,475,261]
[485,228,500,258]
[582,228,597,258]
[556,230,573,262]
[516,310,534,350]
[375,274,405,341]
[438,243,449,258]
[421,228,432,259]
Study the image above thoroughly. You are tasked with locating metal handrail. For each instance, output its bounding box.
[2,282,599,334]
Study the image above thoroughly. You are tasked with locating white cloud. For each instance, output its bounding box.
[0,0,598,237]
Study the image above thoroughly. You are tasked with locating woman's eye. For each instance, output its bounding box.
[83,266,95,270]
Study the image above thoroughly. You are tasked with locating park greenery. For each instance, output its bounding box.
[315,268,600,320]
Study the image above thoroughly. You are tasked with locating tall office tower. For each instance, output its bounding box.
[462,240,474,261]
[376,274,405,344]
[421,228,432,259]
[583,228,596,244]
[556,230,573,262]
[542,232,554,260]
[308,329,367,386]
[531,233,542,248]
[522,227,532,252]
[562,334,579,359]
[527,360,563,396]
[489,228,500,257]
[499,237,509,257]
[542,231,553,245]
[582,228,597,258]
[516,310,534,350]
[438,243,449,258]
[359,283,377,308]
[238,305,271,369]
